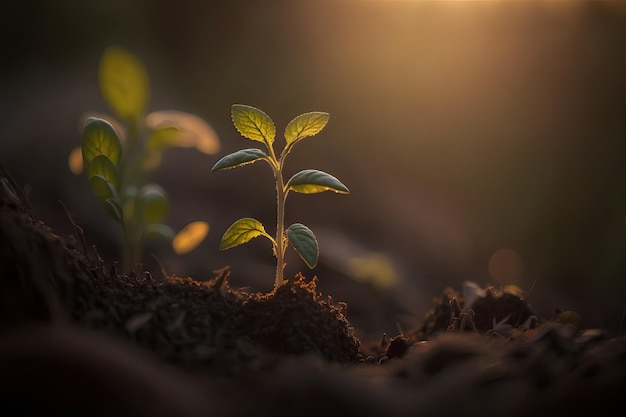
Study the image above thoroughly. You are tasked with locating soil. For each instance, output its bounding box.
[1,165,625,417]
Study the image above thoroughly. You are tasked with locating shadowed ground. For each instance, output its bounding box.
[1,171,624,416]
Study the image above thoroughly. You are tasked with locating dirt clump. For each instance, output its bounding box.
[237,275,360,363]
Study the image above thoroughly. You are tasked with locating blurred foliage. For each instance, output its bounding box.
[77,47,217,271]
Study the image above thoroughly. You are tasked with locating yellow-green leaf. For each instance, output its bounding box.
[147,125,185,152]
[82,117,122,165]
[137,184,169,224]
[211,148,268,171]
[99,46,149,123]
[348,254,397,290]
[173,221,209,254]
[220,217,267,250]
[231,104,275,146]
[287,223,318,268]
[85,155,119,191]
[89,175,117,201]
[284,112,329,146]
[146,110,220,155]
[287,169,349,194]
[102,198,123,222]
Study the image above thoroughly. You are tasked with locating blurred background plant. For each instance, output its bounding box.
[1,0,626,339]
[70,46,218,272]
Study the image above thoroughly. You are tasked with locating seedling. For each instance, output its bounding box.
[72,46,218,272]
[212,104,349,287]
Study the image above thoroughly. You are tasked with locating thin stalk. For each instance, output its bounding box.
[274,168,286,287]
[266,141,287,287]
[119,120,142,273]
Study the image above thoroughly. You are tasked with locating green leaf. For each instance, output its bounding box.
[220,217,267,250]
[89,175,117,201]
[102,198,123,222]
[173,221,209,254]
[82,117,122,165]
[287,223,319,269]
[147,125,185,153]
[143,224,176,241]
[146,110,220,155]
[231,104,275,146]
[85,155,119,191]
[137,184,169,224]
[286,169,349,194]
[211,148,268,171]
[284,112,329,146]
[99,46,149,123]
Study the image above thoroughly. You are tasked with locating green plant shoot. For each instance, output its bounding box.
[212,104,349,287]
[74,46,219,272]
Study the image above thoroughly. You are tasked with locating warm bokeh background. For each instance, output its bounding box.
[2,0,626,339]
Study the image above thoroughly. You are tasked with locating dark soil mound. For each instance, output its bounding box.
[237,275,360,363]
[2,166,626,417]
[0,166,359,373]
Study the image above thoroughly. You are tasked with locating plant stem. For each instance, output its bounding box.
[266,141,287,288]
[119,120,142,273]
[274,166,286,287]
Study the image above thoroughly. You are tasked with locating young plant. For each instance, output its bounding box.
[71,46,218,272]
[212,104,349,287]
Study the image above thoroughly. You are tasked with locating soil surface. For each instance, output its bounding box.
[1,166,625,416]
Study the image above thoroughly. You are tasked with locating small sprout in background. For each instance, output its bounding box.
[72,46,219,272]
[212,104,349,287]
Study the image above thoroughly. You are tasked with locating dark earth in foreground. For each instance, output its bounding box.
[1,167,624,416]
